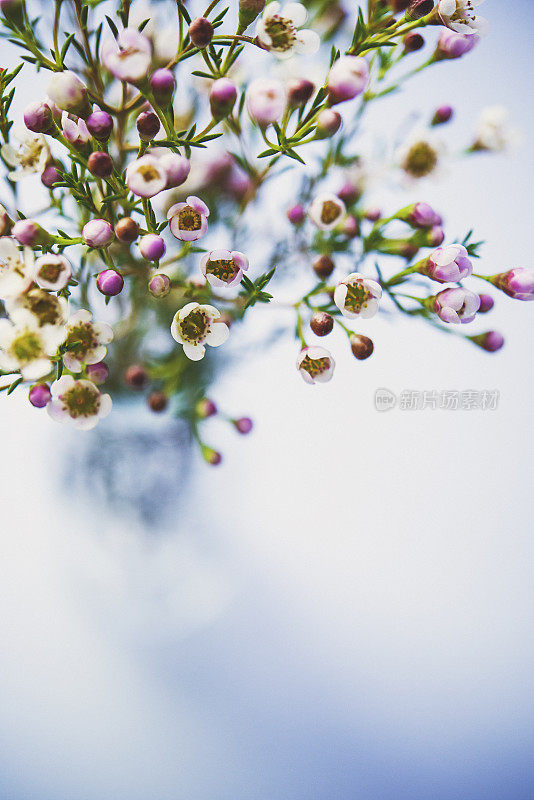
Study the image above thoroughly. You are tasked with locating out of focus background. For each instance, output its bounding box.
[1,2,533,799]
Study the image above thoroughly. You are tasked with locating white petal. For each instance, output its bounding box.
[21,359,53,381]
[264,1,281,19]
[294,29,320,55]
[200,304,220,319]
[283,2,307,26]
[360,298,379,319]
[178,302,200,320]
[439,0,456,15]
[205,322,229,347]
[52,375,75,397]
[47,400,69,423]
[99,393,113,418]
[333,283,348,311]
[183,342,206,361]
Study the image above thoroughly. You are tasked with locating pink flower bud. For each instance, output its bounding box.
[287,204,306,225]
[327,56,369,105]
[478,293,494,313]
[28,383,51,408]
[423,243,472,283]
[246,78,287,127]
[287,78,315,107]
[434,287,480,324]
[201,445,222,465]
[491,268,534,301]
[136,110,160,141]
[233,417,253,434]
[337,181,360,206]
[47,71,89,116]
[101,28,152,84]
[432,105,454,125]
[150,69,176,103]
[96,268,124,296]
[12,218,51,246]
[315,109,342,138]
[196,398,217,418]
[87,151,113,177]
[189,17,214,49]
[41,164,61,188]
[435,29,479,59]
[139,234,166,261]
[470,331,504,352]
[83,219,114,248]
[405,202,442,228]
[209,78,237,120]
[86,362,109,384]
[148,273,171,298]
[125,364,148,389]
[86,110,113,141]
[24,100,54,133]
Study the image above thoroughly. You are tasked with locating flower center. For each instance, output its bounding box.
[62,383,100,418]
[320,201,342,225]
[344,282,371,313]
[404,141,438,177]
[20,139,44,169]
[451,1,476,23]
[22,290,64,326]
[11,330,43,363]
[180,309,209,343]
[178,206,202,231]
[264,16,296,51]
[300,354,329,378]
[66,322,97,358]
[37,261,63,284]
[138,164,161,182]
[205,258,238,283]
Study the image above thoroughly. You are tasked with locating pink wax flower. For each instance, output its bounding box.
[424,243,472,283]
[434,287,480,323]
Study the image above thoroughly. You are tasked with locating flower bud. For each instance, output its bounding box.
[147,391,168,412]
[364,207,381,222]
[201,444,222,465]
[337,181,360,206]
[87,151,114,177]
[246,78,287,127]
[470,331,504,352]
[83,218,114,248]
[96,269,124,296]
[405,0,434,20]
[85,362,109,384]
[327,56,369,105]
[115,217,139,243]
[342,215,360,238]
[136,111,160,141]
[434,30,479,60]
[390,0,410,10]
[150,69,176,104]
[41,164,61,188]
[238,0,266,33]
[196,398,217,418]
[28,383,51,408]
[139,233,166,261]
[315,109,342,138]
[313,254,335,279]
[432,104,453,125]
[189,17,214,48]
[125,364,148,389]
[86,110,113,141]
[24,101,54,134]
[425,225,445,246]
[287,204,306,225]
[350,333,374,360]
[233,417,253,434]
[209,78,237,120]
[287,78,315,107]
[47,70,90,116]
[403,32,425,52]
[12,219,51,247]
[399,201,442,228]
[310,312,334,337]
[148,273,171,298]
[489,268,534,301]
[478,293,494,313]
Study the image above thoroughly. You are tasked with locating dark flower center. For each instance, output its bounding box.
[11,330,43,363]
[344,282,371,313]
[265,16,296,51]
[178,206,202,231]
[180,309,209,342]
[62,384,100,418]
[301,354,329,378]
[320,200,342,225]
[66,322,97,358]
[206,258,238,283]
[404,141,438,177]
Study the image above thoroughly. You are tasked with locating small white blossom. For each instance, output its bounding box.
[256,2,320,59]
[63,309,113,372]
[47,375,112,430]
[473,106,523,152]
[167,196,209,241]
[296,346,335,384]
[0,237,34,300]
[126,154,167,198]
[200,249,248,288]
[101,27,152,83]
[6,288,68,330]
[334,272,382,320]
[1,127,50,181]
[437,0,488,36]
[171,302,229,361]
[32,253,72,291]
[308,192,346,231]
[396,130,444,180]
[0,312,65,380]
